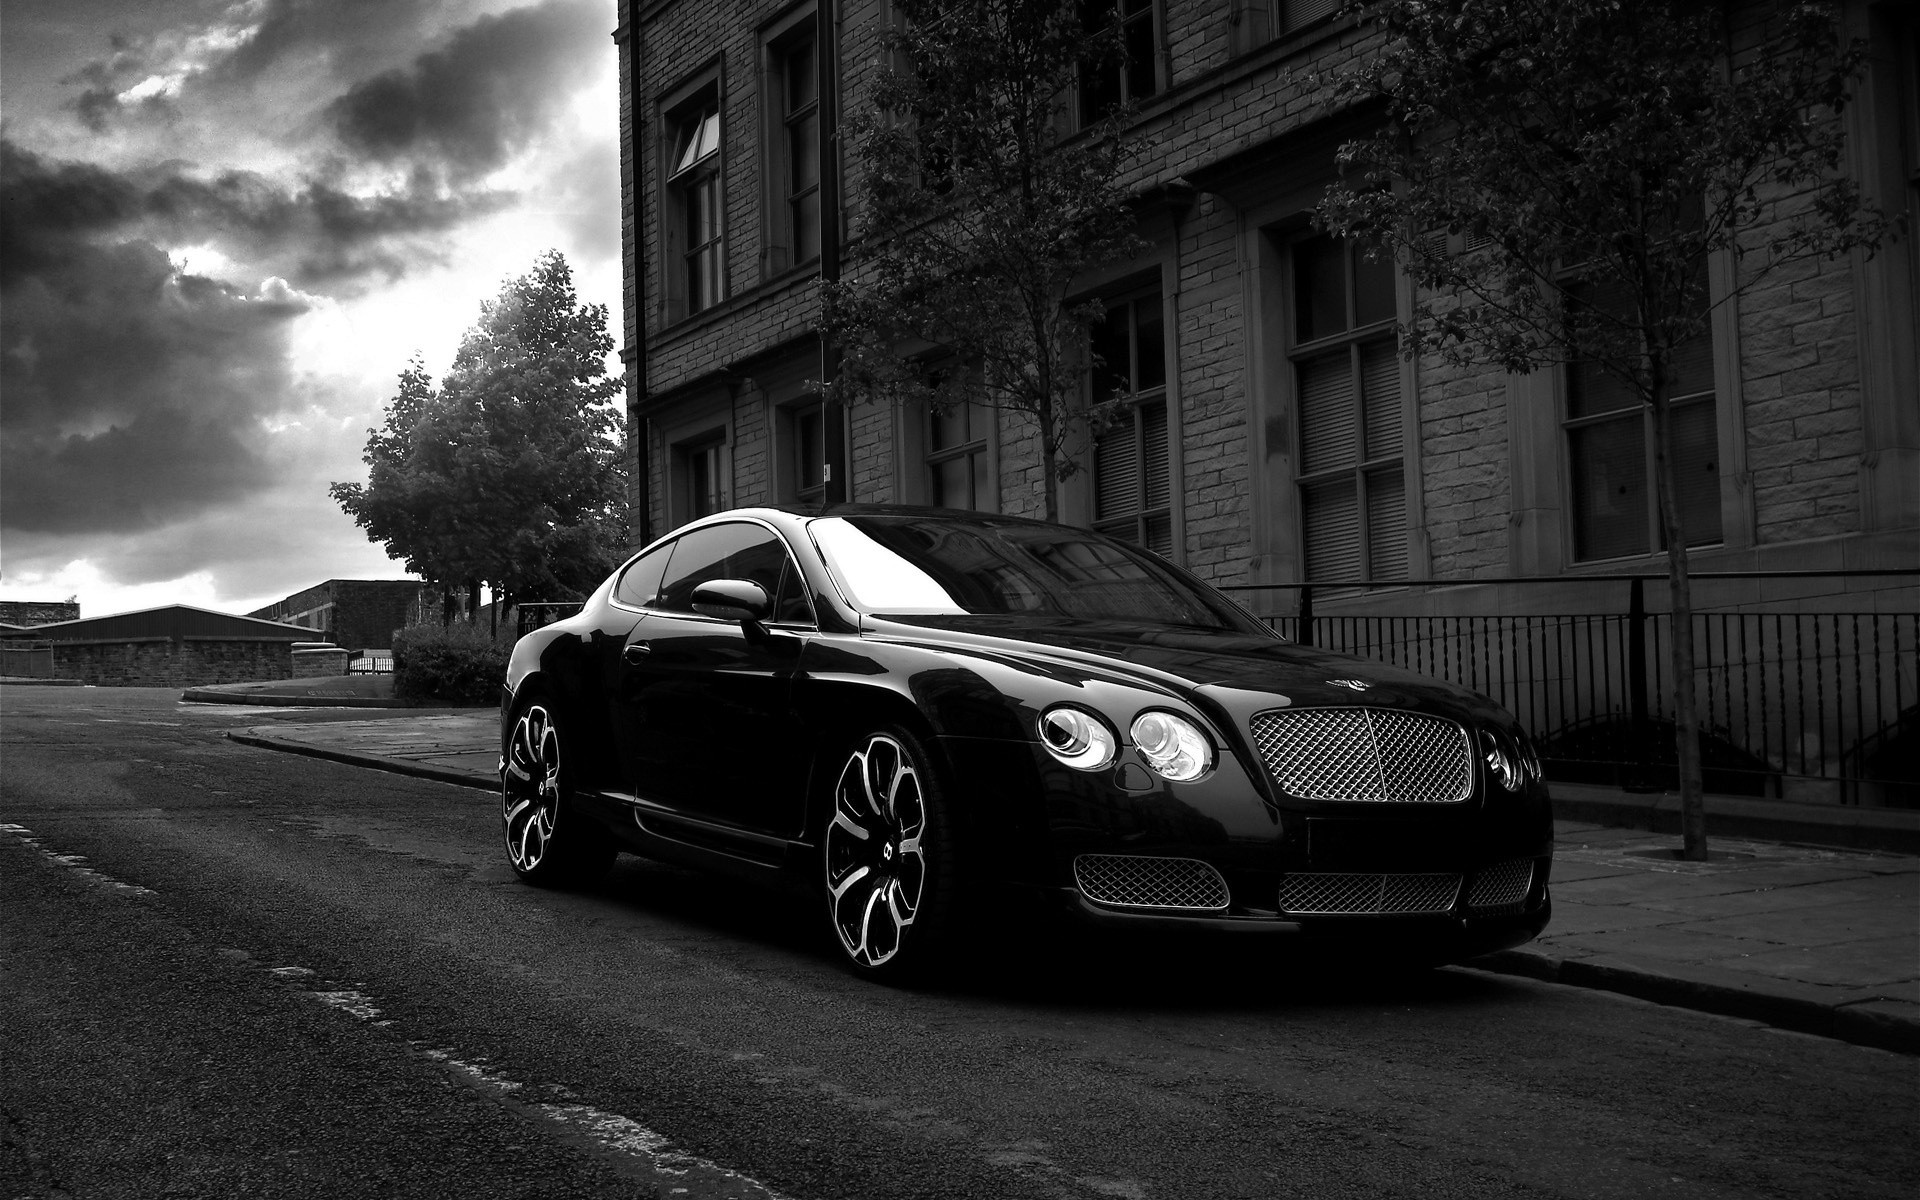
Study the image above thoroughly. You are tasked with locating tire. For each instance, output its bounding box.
[501,698,615,889]
[822,728,964,982]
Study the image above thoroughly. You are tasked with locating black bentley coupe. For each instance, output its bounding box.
[499,506,1553,980]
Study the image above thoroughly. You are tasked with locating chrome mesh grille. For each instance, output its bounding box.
[1467,858,1535,912]
[1249,708,1472,803]
[1278,872,1461,915]
[1074,854,1230,911]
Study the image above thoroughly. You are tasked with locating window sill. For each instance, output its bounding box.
[656,265,822,345]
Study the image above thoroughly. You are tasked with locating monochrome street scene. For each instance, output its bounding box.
[2,1,1915,1197]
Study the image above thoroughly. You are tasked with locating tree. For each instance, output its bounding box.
[1317,0,1893,859]
[328,356,473,610]
[821,0,1146,521]
[331,251,628,625]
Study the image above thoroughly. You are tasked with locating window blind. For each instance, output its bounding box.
[1298,352,1354,475]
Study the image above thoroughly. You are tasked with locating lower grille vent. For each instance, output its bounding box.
[1278,872,1461,916]
[1074,854,1230,911]
[1467,859,1535,913]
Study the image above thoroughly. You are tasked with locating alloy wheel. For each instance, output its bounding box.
[503,704,563,874]
[824,733,928,969]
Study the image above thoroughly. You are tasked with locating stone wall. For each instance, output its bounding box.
[0,600,80,628]
[53,637,293,688]
[292,644,350,677]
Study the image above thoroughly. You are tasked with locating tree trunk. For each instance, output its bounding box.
[1034,379,1062,524]
[466,579,482,626]
[1647,356,1709,861]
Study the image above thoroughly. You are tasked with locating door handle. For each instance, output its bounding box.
[623,642,651,665]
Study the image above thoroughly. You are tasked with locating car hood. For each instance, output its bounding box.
[865,614,1495,715]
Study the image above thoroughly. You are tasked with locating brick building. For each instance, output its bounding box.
[616,2,1918,801]
[248,580,434,653]
[0,606,316,688]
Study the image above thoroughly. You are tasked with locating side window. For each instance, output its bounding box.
[656,522,802,616]
[771,556,817,625]
[614,543,675,609]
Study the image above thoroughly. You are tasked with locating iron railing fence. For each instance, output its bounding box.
[1220,571,1919,807]
[516,602,585,639]
[348,651,393,675]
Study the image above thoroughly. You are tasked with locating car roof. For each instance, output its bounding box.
[738,503,1067,529]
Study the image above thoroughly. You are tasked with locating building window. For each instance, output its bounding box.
[774,28,820,271]
[927,400,993,511]
[668,92,724,317]
[1090,291,1171,554]
[677,435,726,520]
[1078,0,1158,125]
[1563,277,1722,561]
[1289,233,1406,583]
[1277,0,1341,35]
[792,402,828,506]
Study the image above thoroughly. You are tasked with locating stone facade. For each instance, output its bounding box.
[616,1,1919,791]
[617,1,1916,610]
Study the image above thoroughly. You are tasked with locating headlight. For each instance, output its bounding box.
[1514,729,1544,783]
[1480,729,1520,791]
[1131,711,1212,782]
[1038,706,1117,771]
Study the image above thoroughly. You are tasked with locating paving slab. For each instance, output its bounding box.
[1667,902,1899,945]
[1633,879,1909,918]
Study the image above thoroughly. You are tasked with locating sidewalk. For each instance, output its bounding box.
[213,698,1919,1056]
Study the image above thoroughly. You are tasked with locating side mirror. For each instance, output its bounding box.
[691,578,773,624]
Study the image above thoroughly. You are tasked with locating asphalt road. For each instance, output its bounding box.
[3,687,1915,1200]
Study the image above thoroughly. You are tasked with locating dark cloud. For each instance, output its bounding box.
[58,34,178,131]
[0,234,295,535]
[326,0,609,178]
[0,0,618,566]
[0,137,503,537]
[0,140,513,290]
[215,0,442,86]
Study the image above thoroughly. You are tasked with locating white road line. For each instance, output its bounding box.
[275,969,793,1200]
[0,823,157,896]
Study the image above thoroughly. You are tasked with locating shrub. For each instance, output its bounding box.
[391,621,512,706]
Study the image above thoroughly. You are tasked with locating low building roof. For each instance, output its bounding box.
[0,604,318,642]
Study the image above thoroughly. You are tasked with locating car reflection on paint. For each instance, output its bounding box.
[499,505,1552,981]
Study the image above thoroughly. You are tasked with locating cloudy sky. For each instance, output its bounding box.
[0,0,622,618]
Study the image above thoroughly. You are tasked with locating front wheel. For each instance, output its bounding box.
[822,729,964,982]
[502,700,614,889]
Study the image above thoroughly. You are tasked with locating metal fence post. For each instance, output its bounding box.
[1298,586,1315,647]
[1625,576,1656,792]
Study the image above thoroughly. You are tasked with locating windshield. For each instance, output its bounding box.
[809,515,1268,632]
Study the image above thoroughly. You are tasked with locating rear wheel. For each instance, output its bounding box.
[822,728,963,981]
[502,699,614,889]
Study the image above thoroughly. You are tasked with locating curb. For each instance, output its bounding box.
[225,729,1919,1056]
[0,677,84,687]
[184,688,413,708]
[224,731,497,793]
[1470,949,1919,1057]
[1551,786,1920,856]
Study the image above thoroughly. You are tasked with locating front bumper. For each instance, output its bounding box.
[936,733,1555,951]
